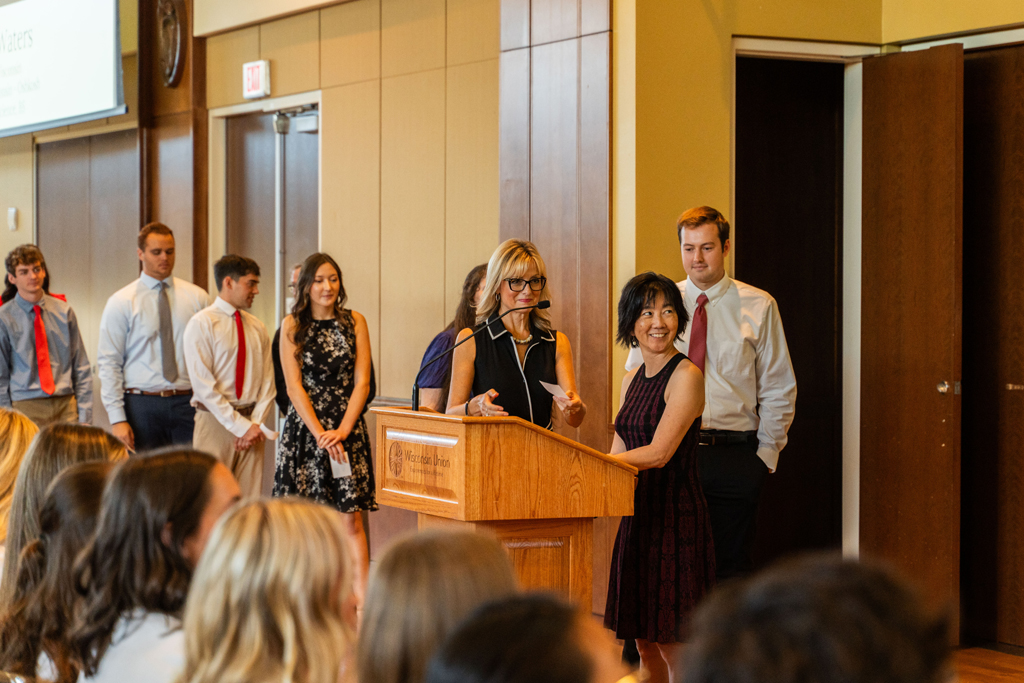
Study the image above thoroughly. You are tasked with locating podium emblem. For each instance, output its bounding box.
[388,442,404,477]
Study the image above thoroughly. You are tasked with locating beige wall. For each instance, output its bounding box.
[883,0,1024,43]
[208,0,500,397]
[195,0,342,37]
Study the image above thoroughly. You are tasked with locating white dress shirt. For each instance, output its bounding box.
[78,611,183,683]
[97,274,211,424]
[626,275,797,472]
[183,297,276,439]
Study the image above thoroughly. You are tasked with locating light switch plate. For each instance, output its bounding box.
[7,208,16,232]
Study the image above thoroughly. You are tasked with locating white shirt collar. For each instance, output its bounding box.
[685,274,732,306]
[213,296,237,316]
[139,273,173,290]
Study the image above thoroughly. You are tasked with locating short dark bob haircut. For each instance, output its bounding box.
[616,272,688,348]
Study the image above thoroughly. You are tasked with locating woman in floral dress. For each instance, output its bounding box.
[274,252,376,603]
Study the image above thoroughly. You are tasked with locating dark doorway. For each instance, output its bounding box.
[734,56,844,566]
[961,43,1024,648]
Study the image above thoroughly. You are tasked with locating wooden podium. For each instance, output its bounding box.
[371,407,636,608]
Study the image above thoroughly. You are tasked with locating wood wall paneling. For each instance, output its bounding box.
[860,45,963,630]
[445,59,501,321]
[108,55,140,127]
[501,0,530,50]
[530,39,580,439]
[206,27,261,109]
[147,113,198,283]
[321,82,383,375]
[260,10,321,98]
[499,48,531,241]
[580,0,609,35]
[447,0,501,66]
[530,0,578,45]
[381,0,446,78]
[321,0,382,87]
[578,32,611,449]
[380,69,447,396]
[961,44,1024,647]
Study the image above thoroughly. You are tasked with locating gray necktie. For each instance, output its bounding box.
[158,282,178,383]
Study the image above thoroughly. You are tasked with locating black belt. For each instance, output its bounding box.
[699,430,757,447]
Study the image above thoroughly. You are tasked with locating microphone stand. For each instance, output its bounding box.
[411,301,550,411]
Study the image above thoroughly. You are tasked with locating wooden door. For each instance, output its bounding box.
[961,43,1024,647]
[734,57,844,566]
[860,44,963,631]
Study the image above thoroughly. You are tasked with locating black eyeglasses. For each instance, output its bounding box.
[505,277,547,292]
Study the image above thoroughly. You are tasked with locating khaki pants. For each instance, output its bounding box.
[13,395,78,428]
[192,410,264,498]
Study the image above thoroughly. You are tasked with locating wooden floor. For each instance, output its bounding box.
[956,648,1024,682]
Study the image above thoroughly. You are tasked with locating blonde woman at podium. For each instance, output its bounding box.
[604,272,714,683]
[447,239,586,429]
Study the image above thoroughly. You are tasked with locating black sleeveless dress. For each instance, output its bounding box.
[273,312,378,513]
[604,353,715,642]
[472,312,557,428]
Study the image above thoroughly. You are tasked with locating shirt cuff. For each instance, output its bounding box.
[106,408,128,425]
[229,415,254,438]
[756,445,779,473]
[260,424,279,441]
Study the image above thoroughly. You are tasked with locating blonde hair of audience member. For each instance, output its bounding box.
[0,409,38,545]
[475,239,552,331]
[177,498,354,683]
[0,461,114,683]
[358,530,518,683]
[0,424,126,609]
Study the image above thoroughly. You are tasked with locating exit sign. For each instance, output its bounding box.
[242,60,270,99]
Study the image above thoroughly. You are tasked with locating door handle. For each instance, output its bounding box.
[937,381,961,395]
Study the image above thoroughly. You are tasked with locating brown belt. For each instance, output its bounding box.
[125,388,193,397]
[196,403,255,418]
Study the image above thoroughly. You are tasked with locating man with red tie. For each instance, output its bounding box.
[0,245,92,426]
[184,255,276,497]
[626,206,796,580]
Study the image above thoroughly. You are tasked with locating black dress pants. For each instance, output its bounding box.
[697,438,768,581]
[123,393,196,452]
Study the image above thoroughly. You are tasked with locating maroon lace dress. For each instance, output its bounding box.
[604,353,716,643]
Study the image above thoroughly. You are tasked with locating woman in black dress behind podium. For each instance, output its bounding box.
[604,272,714,683]
[446,239,586,429]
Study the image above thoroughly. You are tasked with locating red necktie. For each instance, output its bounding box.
[234,310,246,400]
[689,293,709,374]
[33,305,55,395]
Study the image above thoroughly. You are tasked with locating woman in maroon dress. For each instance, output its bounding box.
[605,272,715,683]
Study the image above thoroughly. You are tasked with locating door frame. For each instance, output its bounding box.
[732,38,879,557]
[207,89,323,306]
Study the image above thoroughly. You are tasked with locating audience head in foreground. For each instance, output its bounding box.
[178,498,355,683]
[681,554,953,683]
[0,423,125,609]
[0,461,113,683]
[0,408,38,546]
[71,449,240,682]
[358,529,518,683]
[425,593,628,683]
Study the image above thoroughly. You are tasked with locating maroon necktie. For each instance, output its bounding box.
[689,293,709,374]
[234,311,246,400]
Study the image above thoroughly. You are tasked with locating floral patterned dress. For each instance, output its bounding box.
[273,312,378,512]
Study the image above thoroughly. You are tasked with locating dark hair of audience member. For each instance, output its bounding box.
[358,529,518,683]
[0,461,113,683]
[615,271,688,348]
[2,244,51,304]
[681,554,953,683]
[70,449,218,676]
[424,594,592,683]
[213,253,260,291]
[431,263,488,409]
[289,252,348,363]
[0,424,126,609]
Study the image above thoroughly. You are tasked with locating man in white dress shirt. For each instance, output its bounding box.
[184,255,276,497]
[626,206,797,580]
[98,223,211,451]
